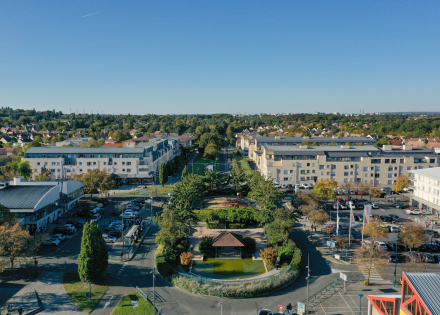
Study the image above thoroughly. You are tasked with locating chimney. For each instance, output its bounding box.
[13,176,24,185]
[332,135,339,139]
[382,145,393,151]
[403,145,413,151]
[299,145,309,149]
[303,136,310,140]
[340,145,350,149]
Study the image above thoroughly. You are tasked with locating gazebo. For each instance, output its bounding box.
[212,232,245,259]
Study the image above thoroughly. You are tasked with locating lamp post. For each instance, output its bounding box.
[393,237,398,287]
[306,254,310,314]
[358,294,363,315]
[151,267,156,315]
[218,300,223,315]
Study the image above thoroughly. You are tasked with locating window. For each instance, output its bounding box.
[34,169,37,172]
[319,165,324,169]
[312,163,316,167]
[52,162,55,165]
[344,178,349,182]
[375,173,380,178]
[297,163,302,167]
[87,162,91,166]
[122,169,126,172]
[284,170,288,174]
[350,171,353,175]
[388,166,393,171]
[127,169,131,172]
[114,162,117,165]
[312,170,315,173]
[388,173,393,178]
[331,165,336,169]
[283,177,288,181]
[385,159,390,164]
[300,177,305,181]
[269,163,274,167]
[290,170,294,173]
[57,162,60,165]
[407,166,412,170]
[344,172,349,176]
[300,170,306,174]
[127,162,131,166]
[344,165,349,169]
[371,159,381,164]
[391,159,396,163]
[375,166,380,171]
[321,172,324,175]
[79,169,82,172]
[292,163,296,167]
[326,172,330,175]
[326,165,330,169]
[79,162,82,165]
[400,159,404,163]
[93,162,96,165]
[430,159,435,163]
[103,162,107,165]
[388,180,393,185]
[364,173,368,177]
[37,162,40,166]
[122,162,126,165]
[50,169,55,173]
[307,163,310,166]
[363,167,368,171]
[66,169,71,173]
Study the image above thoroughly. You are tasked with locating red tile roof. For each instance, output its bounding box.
[212,232,245,247]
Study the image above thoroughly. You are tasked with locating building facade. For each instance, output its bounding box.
[409,167,440,218]
[252,144,439,188]
[0,177,84,233]
[24,137,180,184]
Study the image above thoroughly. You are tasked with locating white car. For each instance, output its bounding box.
[120,213,136,219]
[374,241,388,251]
[91,214,101,223]
[388,225,400,233]
[405,208,421,215]
[372,203,379,209]
[63,224,76,231]
[168,191,173,196]
[302,184,309,188]
[51,234,66,242]
[43,238,61,246]
[102,234,117,243]
[124,210,139,216]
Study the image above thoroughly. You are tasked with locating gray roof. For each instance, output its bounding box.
[265,145,379,155]
[379,148,437,158]
[255,136,375,143]
[404,272,440,314]
[0,185,56,209]
[410,167,440,179]
[25,147,145,154]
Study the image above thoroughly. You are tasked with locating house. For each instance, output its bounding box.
[426,142,440,155]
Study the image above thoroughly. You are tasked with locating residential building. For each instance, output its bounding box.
[55,137,92,147]
[367,272,440,315]
[0,177,84,233]
[252,144,439,188]
[409,167,440,217]
[24,137,180,185]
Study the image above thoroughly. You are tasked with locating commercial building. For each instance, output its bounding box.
[0,177,84,233]
[23,137,180,185]
[409,167,440,218]
[252,144,439,188]
[367,272,440,315]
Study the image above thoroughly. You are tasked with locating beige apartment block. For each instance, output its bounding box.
[252,144,439,188]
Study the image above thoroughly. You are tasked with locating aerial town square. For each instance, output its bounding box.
[1,1,440,315]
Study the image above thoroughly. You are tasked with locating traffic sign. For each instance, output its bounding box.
[140,189,146,194]
[340,272,347,281]
[297,302,305,314]
[278,305,285,312]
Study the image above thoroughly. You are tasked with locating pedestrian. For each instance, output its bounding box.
[314,225,317,232]
[286,303,292,315]
[120,250,123,261]
[18,307,23,315]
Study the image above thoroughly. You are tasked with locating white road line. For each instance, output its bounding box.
[338,291,356,315]
[103,295,113,309]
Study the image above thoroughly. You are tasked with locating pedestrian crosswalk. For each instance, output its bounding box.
[324,260,351,274]
[357,265,389,282]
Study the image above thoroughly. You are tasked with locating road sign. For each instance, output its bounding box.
[326,240,336,248]
[340,272,347,281]
[335,254,340,260]
[278,305,285,312]
[140,189,146,194]
[297,302,305,314]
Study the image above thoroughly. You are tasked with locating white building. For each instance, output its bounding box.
[0,177,84,233]
[410,167,440,218]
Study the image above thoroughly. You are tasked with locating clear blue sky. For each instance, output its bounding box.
[1,1,439,114]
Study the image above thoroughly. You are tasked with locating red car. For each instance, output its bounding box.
[326,224,343,230]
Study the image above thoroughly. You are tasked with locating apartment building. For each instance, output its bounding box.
[241,134,376,157]
[24,136,180,184]
[409,167,440,217]
[252,144,439,188]
[0,177,84,233]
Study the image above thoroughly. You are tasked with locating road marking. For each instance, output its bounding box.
[103,296,113,309]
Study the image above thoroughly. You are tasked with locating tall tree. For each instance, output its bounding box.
[392,175,411,193]
[361,218,388,243]
[310,179,337,202]
[0,223,31,276]
[78,222,108,282]
[354,243,388,285]
[181,166,188,178]
[398,222,428,251]
[78,169,115,199]
[159,162,168,187]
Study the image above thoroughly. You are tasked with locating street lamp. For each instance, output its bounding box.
[151,267,156,315]
[358,294,363,315]
[218,300,222,315]
[306,254,311,314]
[393,237,398,287]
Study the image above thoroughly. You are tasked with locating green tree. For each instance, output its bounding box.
[78,221,108,282]
[35,166,51,181]
[155,209,184,248]
[0,204,14,225]
[159,162,168,187]
[5,160,33,180]
[0,223,31,276]
[374,138,391,148]
[181,166,189,178]
[203,143,218,159]
[78,169,114,199]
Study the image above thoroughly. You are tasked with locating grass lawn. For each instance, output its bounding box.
[190,155,219,175]
[112,291,154,315]
[124,185,175,196]
[63,272,110,314]
[236,154,252,175]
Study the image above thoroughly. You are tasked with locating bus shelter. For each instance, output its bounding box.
[124,225,139,247]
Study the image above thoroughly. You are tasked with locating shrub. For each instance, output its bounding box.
[290,247,302,271]
[287,239,297,248]
[198,236,214,255]
[260,247,277,269]
[156,256,175,278]
[278,246,295,265]
[180,252,193,267]
[243,236,257,255]
[155,244,165,257]
[163,246,179,265]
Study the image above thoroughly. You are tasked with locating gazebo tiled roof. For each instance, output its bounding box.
[212,232,245,247]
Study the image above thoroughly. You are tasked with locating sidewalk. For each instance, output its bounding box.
[4,271,84,315]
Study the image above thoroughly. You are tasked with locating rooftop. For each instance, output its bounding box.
[404,272,440,314]
[410,167,440,179]
[0,185,56,209]
[25,147,145,155]
[212,232,245,247]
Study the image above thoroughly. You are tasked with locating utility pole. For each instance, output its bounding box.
[348,204,353,246]
[336,200,339,236]
[306,254,310,314]
[151,267,156,315]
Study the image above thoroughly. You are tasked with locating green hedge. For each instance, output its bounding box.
[156,256,175,278]
[290,247,302,271]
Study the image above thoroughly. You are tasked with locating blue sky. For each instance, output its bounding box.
[1,1,439,114]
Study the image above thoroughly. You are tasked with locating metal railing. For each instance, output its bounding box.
[173,264,294,285]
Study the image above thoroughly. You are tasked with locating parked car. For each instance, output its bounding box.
[107,244,113,252]
[354,214,363,221]
[75,211,90,218]
[63,224,76,231]
[258,310,273,315]
[120,213,136,219]
[374,241,388,251]
[124,209,139,216]
[386,241,404,251]
[107,230,122,238]
[91,214,101,223]
[421,253,435,263]
[326,224,343,230]
[51,234,66,242]
[418,243,439,253]
[53,227,74,235]
[42,238,61,246]
[380,215,392,222]
[389,214,400,222]
[65,220,83,228]
[372,203,379,209]
[102,234,117,243]
[425,230,440,238]
[393,203,409,209]
[388,252,398,263]
[406,251,421,263]
[405,208,421,215]
[387,225,400,233]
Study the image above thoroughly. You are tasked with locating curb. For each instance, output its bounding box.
[128,224,151,261]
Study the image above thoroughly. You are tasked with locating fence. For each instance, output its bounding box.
[291,274,362,313]
[173,264,294,285]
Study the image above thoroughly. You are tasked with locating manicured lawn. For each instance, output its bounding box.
[112,291,154,315]
[124,185,175,196]
[190,155,219,175]
[236,154,252,175]
[63,272,110,314]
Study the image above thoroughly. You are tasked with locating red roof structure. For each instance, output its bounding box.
[212,232,245,247]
